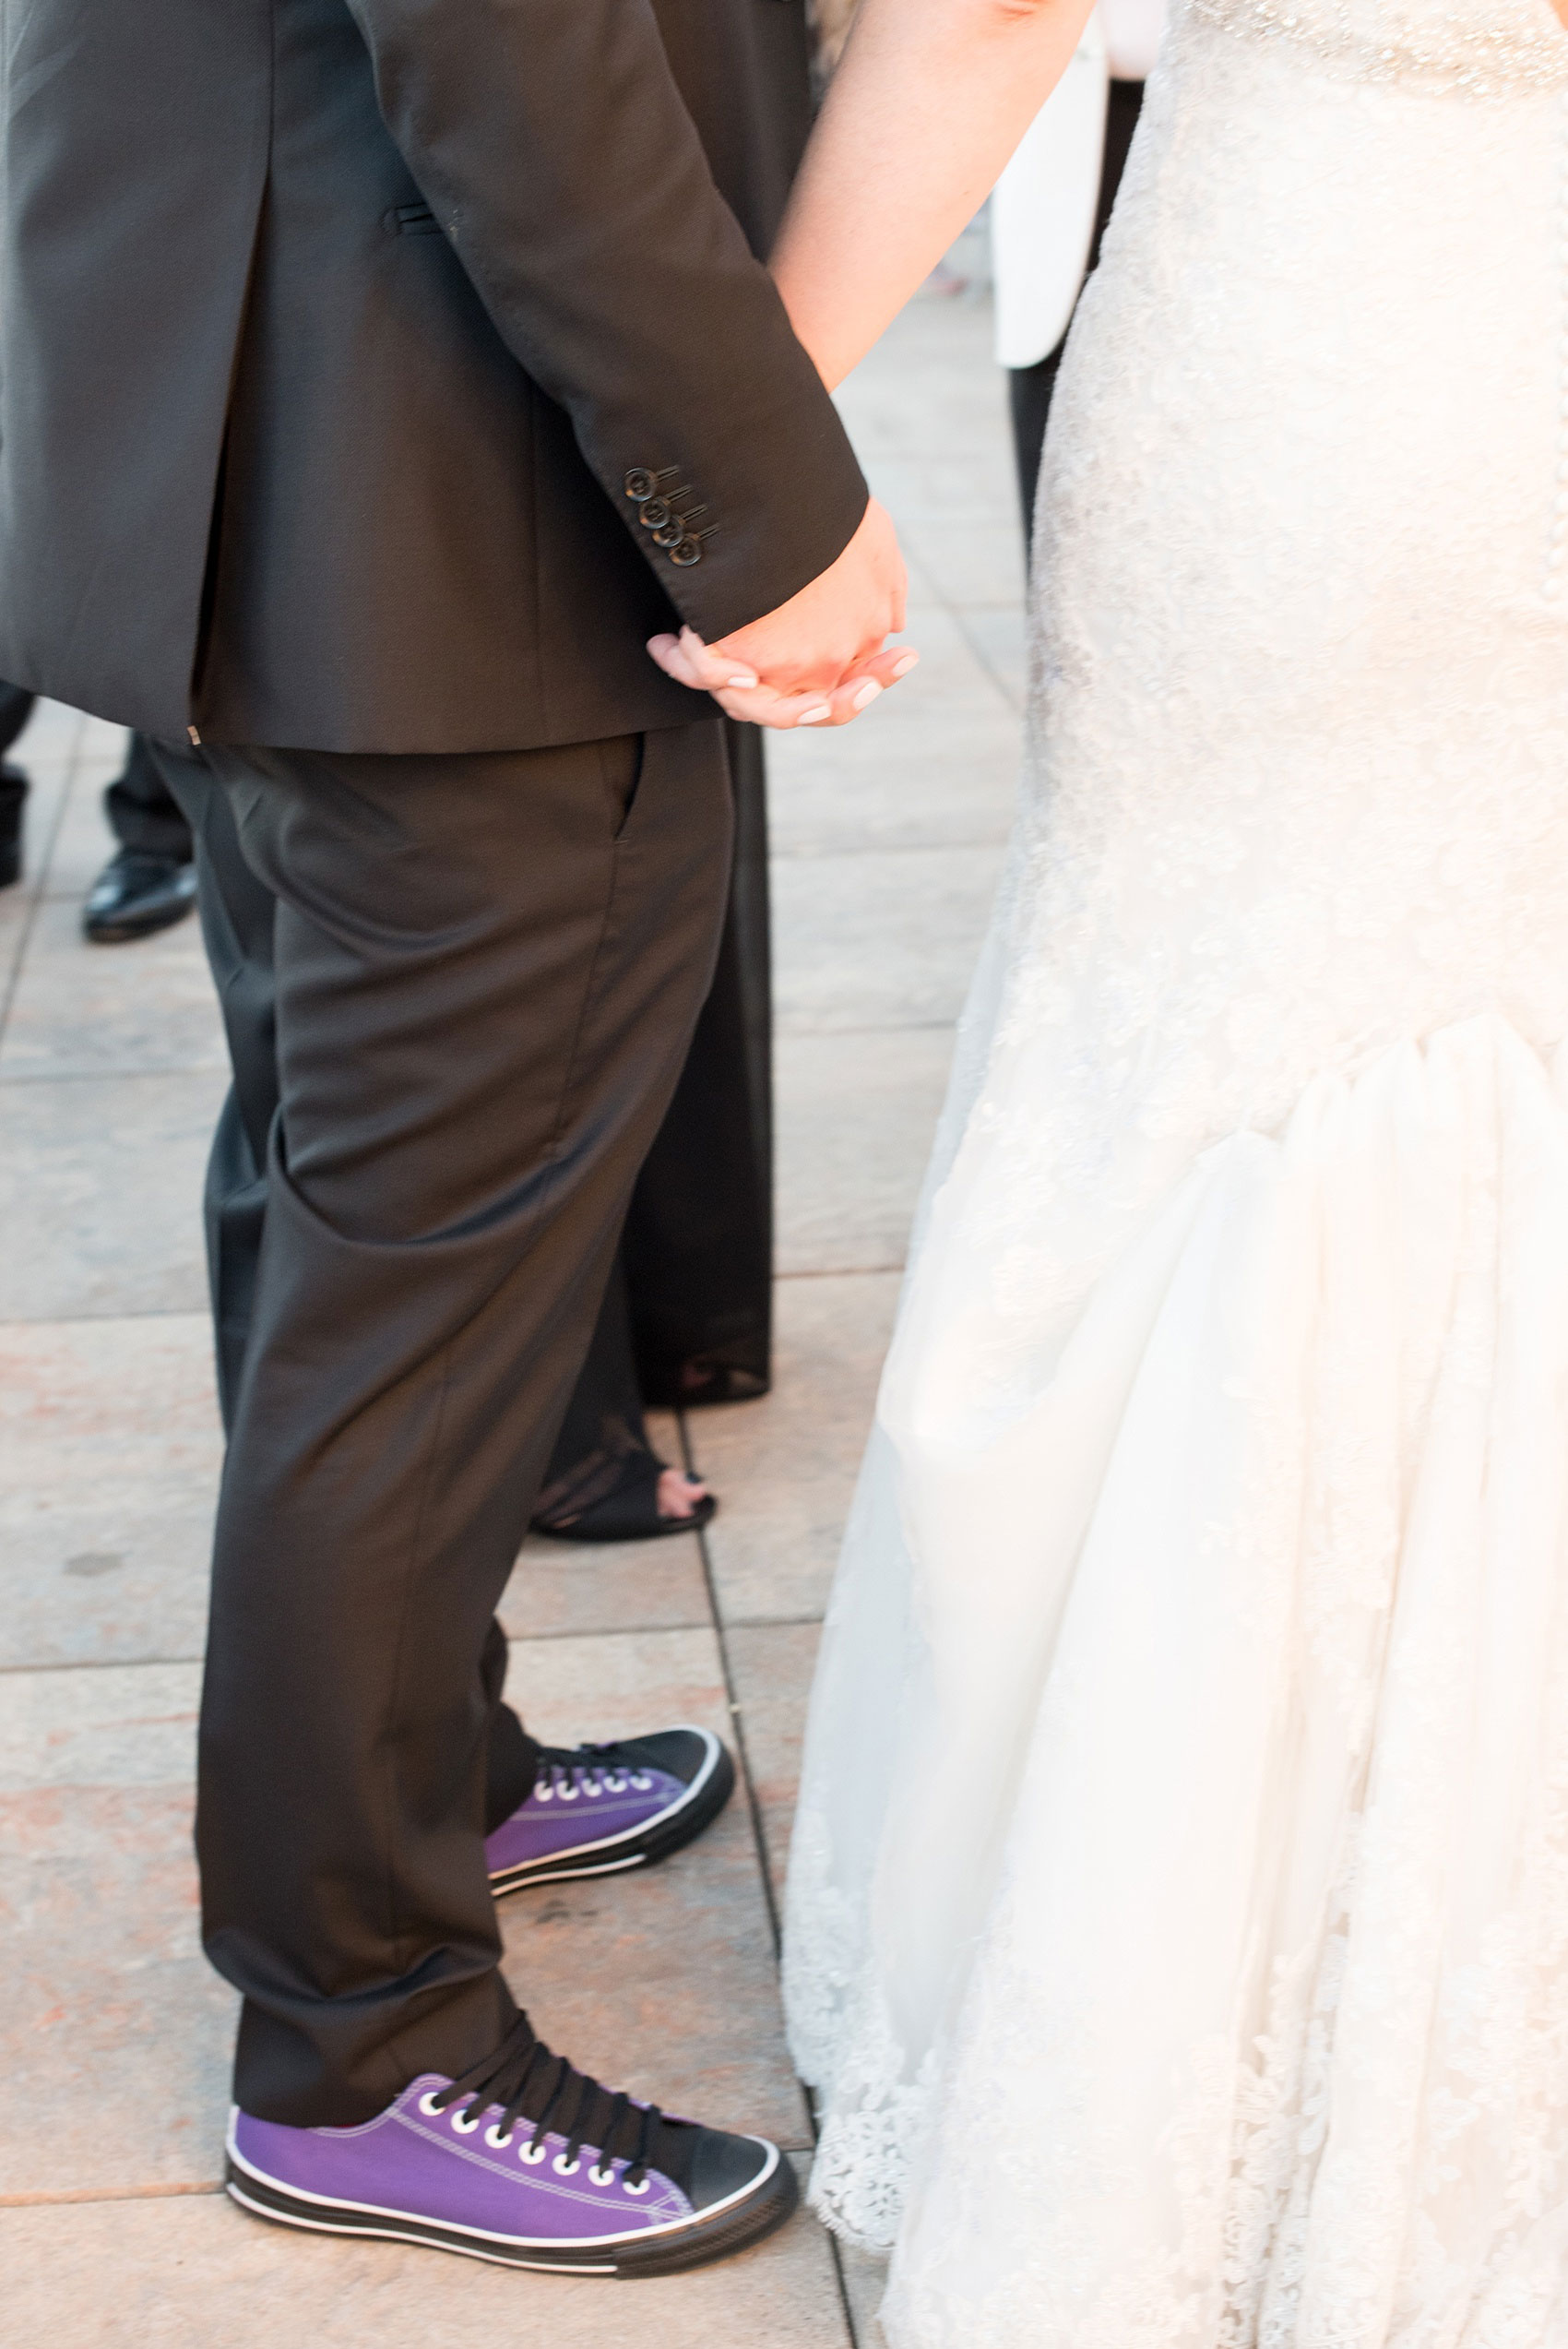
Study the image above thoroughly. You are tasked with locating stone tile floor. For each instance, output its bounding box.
[0,292,1022,2344]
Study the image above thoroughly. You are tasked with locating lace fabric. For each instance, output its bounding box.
[783,2,1568,2339]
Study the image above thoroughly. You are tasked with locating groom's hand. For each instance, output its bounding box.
[647,499,918,728]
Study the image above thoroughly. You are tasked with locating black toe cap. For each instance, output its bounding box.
[617,1726,726,1793]
[687,2127,788,2216]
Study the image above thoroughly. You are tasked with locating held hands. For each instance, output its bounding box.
[647,497,918,729]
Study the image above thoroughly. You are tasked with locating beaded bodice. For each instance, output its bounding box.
[1187,0,1568,89]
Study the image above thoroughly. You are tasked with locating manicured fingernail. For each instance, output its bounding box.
[891,652,920,679]
[851,679,882,711]
[796,705,832,725]
[681,626,707,650]
[726,672,759,689]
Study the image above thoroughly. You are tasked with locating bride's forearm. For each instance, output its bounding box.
[771,0,1094,389]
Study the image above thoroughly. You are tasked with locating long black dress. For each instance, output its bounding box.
[532,0,812,1540]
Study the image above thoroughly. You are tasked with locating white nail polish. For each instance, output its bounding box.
[851,679,882,711]
[726,673,759,690]
[796,705,832,725]
[891,652,920,679]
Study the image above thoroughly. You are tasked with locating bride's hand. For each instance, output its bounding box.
[647,625,919,727]
[647,495,918,727]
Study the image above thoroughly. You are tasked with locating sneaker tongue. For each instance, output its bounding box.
[538,2075,702,2195]
[639,2113,703,2194]
[532,2079,700,2194]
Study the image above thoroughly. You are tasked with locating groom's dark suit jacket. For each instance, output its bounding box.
[0,0,867,753]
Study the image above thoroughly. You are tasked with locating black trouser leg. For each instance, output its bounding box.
[105,732,195,860]
[157,737,662,1836]
[537,715,774,1511]
[149,736,276,1422]
[156,733,544,1845]
[179,724,731,2128]
[535,1249,653,1518]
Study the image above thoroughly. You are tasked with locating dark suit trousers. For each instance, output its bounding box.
[158,733,544,1854]
[153,722,732,2128]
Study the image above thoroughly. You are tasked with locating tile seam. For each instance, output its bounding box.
[0,2181,221,2209]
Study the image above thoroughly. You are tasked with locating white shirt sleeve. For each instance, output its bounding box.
[1098,0,1169,80]
[991,13,1109,369]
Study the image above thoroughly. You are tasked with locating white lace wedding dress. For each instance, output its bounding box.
[781,2,1568,2340]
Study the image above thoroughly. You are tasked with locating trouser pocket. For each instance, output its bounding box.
[599,732,646,842]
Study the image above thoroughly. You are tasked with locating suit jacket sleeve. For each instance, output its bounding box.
[345,0,869,640]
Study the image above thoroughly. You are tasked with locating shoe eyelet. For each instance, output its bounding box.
[485,2124,515,2151]
[603,1772,626,1792]
[449,2105,482,2136]
[417,2090,446,2118]
[630,1773,653,1791]
[557,1784,580,1802]
[553,2153,581,2176]
[580,1775,602,1795]
[520,2140,550,2165]
[533,1784,554,1803]
[589,2163,615,2187]
[624,2176,651,2197]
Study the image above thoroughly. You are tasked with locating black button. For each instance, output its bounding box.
[652,519,686,547]
[639,498,674,530]
[669,538,704,567]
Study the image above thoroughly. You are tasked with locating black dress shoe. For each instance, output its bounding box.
[0,763,26,889]
[82,848,198,942]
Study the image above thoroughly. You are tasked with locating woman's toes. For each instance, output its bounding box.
[656,1466,708,1520]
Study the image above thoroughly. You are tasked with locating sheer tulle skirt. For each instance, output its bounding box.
[790,1019,1568,2342]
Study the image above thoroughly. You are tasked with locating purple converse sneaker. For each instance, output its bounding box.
[486,1726,734,1896]
[226,2015,797,2276]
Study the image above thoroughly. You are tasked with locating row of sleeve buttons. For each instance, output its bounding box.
[624,469,716,568]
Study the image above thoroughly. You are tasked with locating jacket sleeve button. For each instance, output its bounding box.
[626,466,682,502]
[669,537,704,566]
